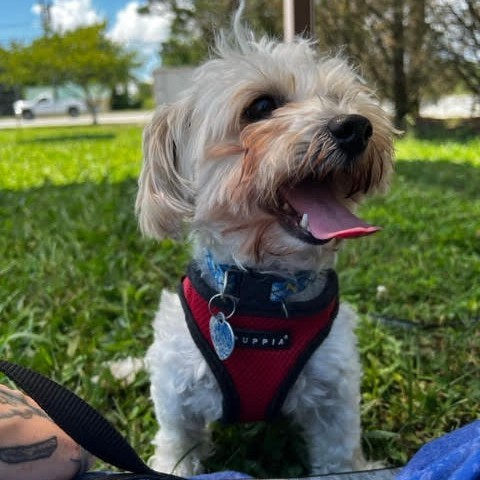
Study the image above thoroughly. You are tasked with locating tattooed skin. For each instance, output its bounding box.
[70,448,92,475]
[0,385,94,478]
[0,436,58,464]
[0,388,50,421]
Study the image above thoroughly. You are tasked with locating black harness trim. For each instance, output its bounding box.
[180,264,340,423]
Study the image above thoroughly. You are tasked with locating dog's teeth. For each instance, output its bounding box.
[300,213,309,230]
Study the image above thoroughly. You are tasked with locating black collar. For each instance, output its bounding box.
[187,262,339,319]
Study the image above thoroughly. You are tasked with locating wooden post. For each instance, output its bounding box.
[283,0,315,42]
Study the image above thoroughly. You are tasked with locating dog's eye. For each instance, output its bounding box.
[244,95,277,122]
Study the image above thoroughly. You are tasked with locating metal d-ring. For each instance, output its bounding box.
[208,293,236,320]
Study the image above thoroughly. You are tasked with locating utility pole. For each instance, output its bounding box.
[38,0,53,37]
[283,0,315,42]
[37,1,58,100]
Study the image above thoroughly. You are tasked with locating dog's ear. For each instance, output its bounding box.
[136,102,195,240]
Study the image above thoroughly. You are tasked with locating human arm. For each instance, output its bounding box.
[0,384,93,480]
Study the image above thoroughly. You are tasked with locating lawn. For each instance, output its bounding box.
[0,123,479,476]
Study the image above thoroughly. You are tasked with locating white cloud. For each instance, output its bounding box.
[30,1,172,80]
[108,1,172,47]
[32,0,102,33]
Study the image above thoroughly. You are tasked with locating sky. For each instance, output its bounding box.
[0,0,173,80]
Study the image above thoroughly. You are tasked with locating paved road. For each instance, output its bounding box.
[0,110,154,129]
[0,94,478,130]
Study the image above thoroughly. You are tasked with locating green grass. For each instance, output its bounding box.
[0,124,479,476]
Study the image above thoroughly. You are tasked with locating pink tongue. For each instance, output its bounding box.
[283,182,380,241]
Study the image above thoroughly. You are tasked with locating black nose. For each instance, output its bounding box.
[327,114,373,154]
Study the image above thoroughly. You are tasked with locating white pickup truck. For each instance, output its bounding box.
[13,94,87,119]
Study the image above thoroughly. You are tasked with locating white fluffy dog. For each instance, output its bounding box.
[136,14,394,477]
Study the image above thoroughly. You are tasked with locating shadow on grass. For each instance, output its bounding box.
[414,117,480,141]
[397,159,480,200]
[1,177,189,291]
[1,177,136,239]
[17,132,116,144]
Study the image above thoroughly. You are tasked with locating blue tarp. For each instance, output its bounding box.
[396,420,480,480]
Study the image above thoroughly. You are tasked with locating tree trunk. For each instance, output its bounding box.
[83,87,98,125]
[392,0,409,130]
[89,104,98,125]
[409,0,427,123]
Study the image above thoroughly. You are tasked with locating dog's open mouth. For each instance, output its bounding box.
[278,179,380,244]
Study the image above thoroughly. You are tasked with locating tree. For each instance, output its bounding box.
[314,0,447,129]
[433,0,480,101]
[139,0,282,66]
[0,23,139,124]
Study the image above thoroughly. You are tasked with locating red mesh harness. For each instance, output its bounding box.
[179,264,339,423]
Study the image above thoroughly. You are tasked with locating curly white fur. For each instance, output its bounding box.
[137,22,394,477]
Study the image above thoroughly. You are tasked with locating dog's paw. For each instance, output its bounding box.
[150,452,204,477]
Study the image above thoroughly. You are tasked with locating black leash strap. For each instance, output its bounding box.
[0,360,184,480]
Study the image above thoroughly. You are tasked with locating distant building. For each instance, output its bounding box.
[153,67,194,105]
